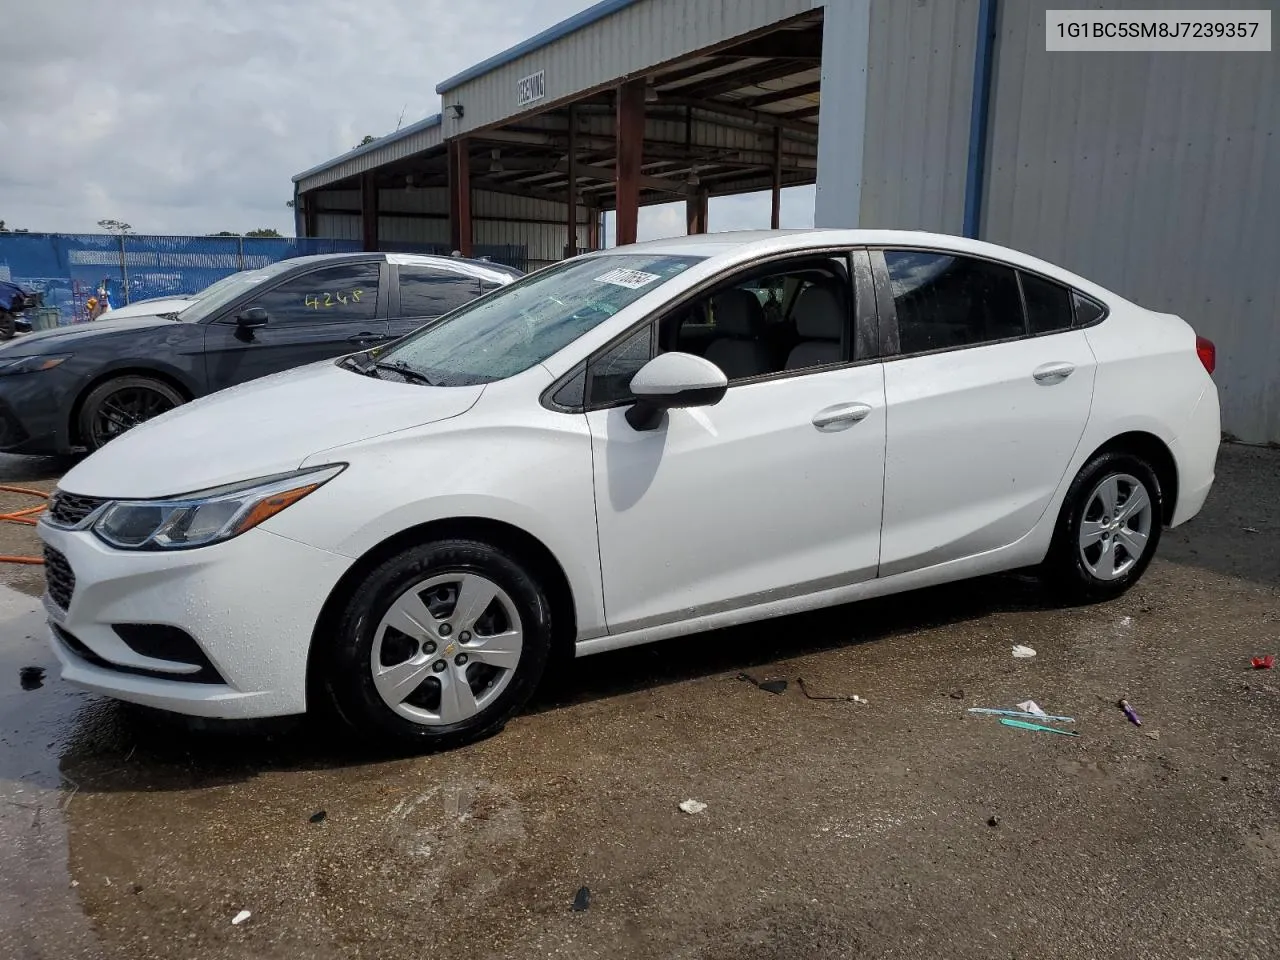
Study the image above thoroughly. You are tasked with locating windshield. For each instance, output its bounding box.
[373,253,703,386]
[175,259,300,323]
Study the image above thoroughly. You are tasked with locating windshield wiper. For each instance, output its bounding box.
[375,361,435,386]
[158,311,181,321]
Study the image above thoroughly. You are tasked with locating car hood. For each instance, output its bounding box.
[59,360,485,499]
[0,313,177,354]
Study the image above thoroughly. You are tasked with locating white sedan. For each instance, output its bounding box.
[37,230,1219,750]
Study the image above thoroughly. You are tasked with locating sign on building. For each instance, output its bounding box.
[517,70,546,107]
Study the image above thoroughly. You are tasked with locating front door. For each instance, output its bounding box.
[873,248,1097,576]
[585,253,887,635]
[203,260,388,390]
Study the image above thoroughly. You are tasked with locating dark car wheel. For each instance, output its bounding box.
[320,538,554,752]
[78,375,186,451]
[1042,451,1164,604]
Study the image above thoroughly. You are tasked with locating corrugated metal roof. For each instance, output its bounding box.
[436,0,646,94]
[292,114,443,192]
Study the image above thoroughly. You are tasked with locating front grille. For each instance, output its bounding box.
[47,491,108,528]
[43,546,75,609]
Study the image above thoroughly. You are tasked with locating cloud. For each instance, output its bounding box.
[0,0,590,235]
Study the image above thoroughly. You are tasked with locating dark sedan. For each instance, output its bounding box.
[0,252,521,454]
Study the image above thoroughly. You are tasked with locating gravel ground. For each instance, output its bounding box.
[0,445,1276,960]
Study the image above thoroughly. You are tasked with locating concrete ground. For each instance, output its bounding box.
[0,445,1277,960]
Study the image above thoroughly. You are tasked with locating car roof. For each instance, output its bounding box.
[586,229,1118,302]
[278,251,518,271]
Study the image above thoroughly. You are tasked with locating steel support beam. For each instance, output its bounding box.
[686,189,708,235]
[360,172,379,251]
[771,130,782,229]
[566,105,578,257]
[615,79,646,247]
[448,138,472,256]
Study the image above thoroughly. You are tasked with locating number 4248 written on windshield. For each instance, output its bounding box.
[304,289,365,309]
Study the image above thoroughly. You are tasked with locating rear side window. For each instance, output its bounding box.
[1020,272,1073,334]
[1072,291,1107,326]
[883,251,1024,353]
[398,266,477,318]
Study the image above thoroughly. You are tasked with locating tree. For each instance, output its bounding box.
[355,134,377,148]
[245,228,282,238]
[0,220,29,233]
[97,219,132,234]
[209,230,240,236]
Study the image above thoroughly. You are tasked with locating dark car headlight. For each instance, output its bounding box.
[0,354,70,376]
[93,464,344,550]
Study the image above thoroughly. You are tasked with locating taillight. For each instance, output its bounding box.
[1196,335,1216,375]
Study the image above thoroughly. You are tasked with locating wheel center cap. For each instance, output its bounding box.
[443,641,457,658]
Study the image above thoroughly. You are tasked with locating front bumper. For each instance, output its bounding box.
[37,521,353,718]
[0,372,73,454]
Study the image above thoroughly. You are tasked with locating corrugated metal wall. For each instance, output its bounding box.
[981,0,1279,443]
[307,187,588,265]
[440,0,813,137]
[859,0,978,232]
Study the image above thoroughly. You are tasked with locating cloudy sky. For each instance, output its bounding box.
[0,0,814,242]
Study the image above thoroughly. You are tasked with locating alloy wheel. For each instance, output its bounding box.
[1077,472,1154,581]
[369,572,524,725]
[90,386,178,446]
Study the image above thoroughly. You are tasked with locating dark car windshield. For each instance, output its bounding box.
[370,253,703,386]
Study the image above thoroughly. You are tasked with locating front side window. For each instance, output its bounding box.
[242,263,380,324]
[398,266,477,319]
[176,259,300,323]
[884,251,1024,354]
[375,254,701,387]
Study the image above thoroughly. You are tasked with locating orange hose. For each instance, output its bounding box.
[0,486,49,564]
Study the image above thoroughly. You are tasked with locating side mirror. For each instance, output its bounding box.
[236,307,269,330]
[625,352,728,431]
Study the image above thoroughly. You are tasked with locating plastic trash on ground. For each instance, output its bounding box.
[679,799,707,815]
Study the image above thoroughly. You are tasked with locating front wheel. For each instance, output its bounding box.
[78,375,185,451]
[1042,451,1163,603]
[320,539,554,752]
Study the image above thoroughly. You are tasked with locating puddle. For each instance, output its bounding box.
[19,665,45,690]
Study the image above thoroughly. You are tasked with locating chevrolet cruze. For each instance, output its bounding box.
[37,230,1220,750]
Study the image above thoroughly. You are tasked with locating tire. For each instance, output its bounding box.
[1042,451,1164,604]
[0,313,14,340]
[320,539,554,752]
[78,375,186,451]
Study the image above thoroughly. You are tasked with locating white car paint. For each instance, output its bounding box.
[38,229,1220,720]
[97,295,194,320]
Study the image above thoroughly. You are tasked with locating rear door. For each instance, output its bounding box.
[388,263,482,340]
[202,260,388,389]
[873,247,1096,577]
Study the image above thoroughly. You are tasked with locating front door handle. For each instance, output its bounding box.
[1032,361,1076,384]
[812,402,873,431]
[347,332,387,344]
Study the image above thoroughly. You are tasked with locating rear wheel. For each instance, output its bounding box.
[320,539,553,752]
[78,375,185,451]
[1043,451,1163,603]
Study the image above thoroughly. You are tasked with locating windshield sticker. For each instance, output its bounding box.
[594,268,662,290]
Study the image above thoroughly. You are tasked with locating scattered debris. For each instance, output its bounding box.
[309,810,327,824]
[132,884,144,895]
[572,886,591,912]
[1144,730,1161,741]
[797,678,867,704]
[1243,526,1260,534]
[1015,700,1047,717]
[19,666,44,691]
[987,815,1000,828]
[1221,775,1229,783]
[1011,645,1037,659]
[949,689,965,700]
[678,799,707,815]
[1118,699,1143,726]
[231,910,251,926]
[1252,655,1275,670]
[1119,616,1133,627]
[736,673,787,694]
[967,707,1075,723]
[999,718,1080,737]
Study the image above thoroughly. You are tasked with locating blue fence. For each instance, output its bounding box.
[0,233,361,326]
[0,233,529,326]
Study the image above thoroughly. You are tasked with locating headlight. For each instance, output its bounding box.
[93,464,344,550]
[0,355,70,376]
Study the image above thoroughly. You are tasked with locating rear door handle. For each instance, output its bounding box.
[1032,361,1076,384]
[812,402,873,431]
